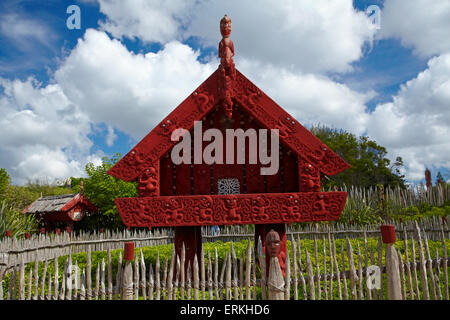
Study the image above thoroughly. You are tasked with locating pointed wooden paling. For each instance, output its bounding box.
[305,247,315,300]
[332,235,342,300]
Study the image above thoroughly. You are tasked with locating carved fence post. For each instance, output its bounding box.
[381,224,402,300]
[267,256,285,300]
[121,242,134,300]
[266,230,285,300]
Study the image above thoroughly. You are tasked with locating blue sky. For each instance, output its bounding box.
[0,0,449,185]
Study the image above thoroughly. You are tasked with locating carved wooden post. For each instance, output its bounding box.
[266,230,285,300]
[381,224,402,300]
[121,242,134,300]
[255,224,287,277]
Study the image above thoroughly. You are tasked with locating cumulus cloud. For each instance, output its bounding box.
[366,53,450,181]
[0,77,100,184]
[54,28,373,139]
[380,0,450,57]
[98,0,191,43]
[2,0,449,185]
[238,59,372,135]
[55,29,216,140]
[97,0,375,73]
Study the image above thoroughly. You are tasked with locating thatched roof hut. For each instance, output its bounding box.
[22,193,97,228]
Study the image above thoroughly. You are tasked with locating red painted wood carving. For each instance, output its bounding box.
[114,191,347,228]
[107,15,350,270]
[106,16,349,182]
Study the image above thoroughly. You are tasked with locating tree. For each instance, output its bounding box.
[436,171,444,184]
[71,153,138,230]
[310,125,406,189]
[0,168,10,199]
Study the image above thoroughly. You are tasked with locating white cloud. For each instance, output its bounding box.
[55,29,216,140]
[97,0,375,73]
[366,53,450,181]
[98,0,191,43]
[54,28,373,139]
[105,125,117,147]
[0,77,98,184]
[0,13,56,50]
[238,59,372,136]
[2,0,449,185]
[380,0,450,57]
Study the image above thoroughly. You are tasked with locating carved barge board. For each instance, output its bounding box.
[114,191,347,228]
[107,67,350,183]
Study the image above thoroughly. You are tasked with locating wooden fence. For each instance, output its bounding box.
[1,217,447,267]
[340,182,450,210]
[0,220,448,300]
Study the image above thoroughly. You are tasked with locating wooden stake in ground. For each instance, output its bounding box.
[155,250,161,300]
[403,228,414,300]
[40,260,48,300]
[193,254,199,300]
[121,242,134,300]
[107,248,113,300]
[441,225,448,300]
[381,225,402,300]
[181,243,186,300]
[332,235,342,300]
[267,255,285,300]
[214,248,220,300]
[114,252,122,300]
[291,235,298,300]
[284,248,291,300]
[265,229,286,300]
[86,249,91,300]
[167,246,175,300]
[208,252,213,300]
[245,240,251,300]
[257,237,267,300]
[305,247,315,300]
[346,238,358,300]
[414,222,429,300]
[133,253,139,300]
[54,257,59,300]
[140,249,147,300]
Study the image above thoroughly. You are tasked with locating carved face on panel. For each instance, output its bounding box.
[265,229,281,257]
[220,15,232,37]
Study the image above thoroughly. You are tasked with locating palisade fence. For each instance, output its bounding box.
[0,217,448,300]
[341,182,449,208]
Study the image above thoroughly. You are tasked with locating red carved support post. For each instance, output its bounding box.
[255,224,287,277]
[266,229,285,300]
[381,224,402,300]
[121,242,134,300]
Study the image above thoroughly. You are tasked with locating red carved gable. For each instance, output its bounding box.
[107,68,349,182]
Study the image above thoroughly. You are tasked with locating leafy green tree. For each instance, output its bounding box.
[0,200,39,239]
[23,179,73,198]
[71,153,138,230]
[310,125,406,189]
[0,168,10,199]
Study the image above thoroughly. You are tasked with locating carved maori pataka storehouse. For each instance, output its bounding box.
[107,15,350,273]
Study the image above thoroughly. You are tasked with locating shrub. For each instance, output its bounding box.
[0,200,39,239]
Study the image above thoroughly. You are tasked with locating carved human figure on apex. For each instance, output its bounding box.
[218,14,235,119]
[107,15,350,280]
[219,14,234,75]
